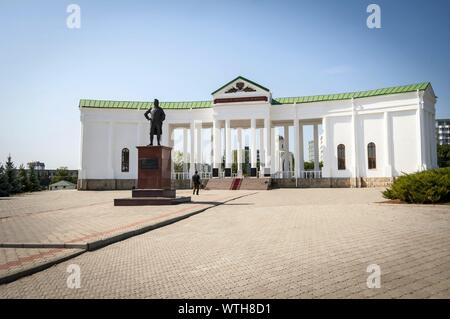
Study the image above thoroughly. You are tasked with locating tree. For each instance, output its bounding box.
[303,161,324,170]
[39,171,51,188]
[28,164,41,191]
[4,155,22,193]
[173,151,185,173]
[18,165,30,192]
[0,164,11,197]
[51,167,77,184]
[437,144,450,168]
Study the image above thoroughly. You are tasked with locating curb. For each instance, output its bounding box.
[0,192,256,285]
[0,243,87,249]
[0,249,85,285]
[86,192,256,251]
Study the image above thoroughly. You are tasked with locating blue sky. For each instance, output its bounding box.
[1,0,449,169]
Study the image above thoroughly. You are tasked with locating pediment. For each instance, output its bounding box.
[212,76,270,95]
[212,76,271,105]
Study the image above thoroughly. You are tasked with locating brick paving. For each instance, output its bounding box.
[0,189,252,282]
[0,188,449,298]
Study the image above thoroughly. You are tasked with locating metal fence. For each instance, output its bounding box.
[271,170,322,179]
[171,172,212,180]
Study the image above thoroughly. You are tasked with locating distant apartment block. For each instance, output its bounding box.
[436,119,450,145]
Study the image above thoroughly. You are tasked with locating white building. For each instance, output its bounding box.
[78,76,437,189]
[436,119,450,145]
[308,136,323,163]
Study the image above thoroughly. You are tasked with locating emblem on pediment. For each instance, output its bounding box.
[225,81,256,93]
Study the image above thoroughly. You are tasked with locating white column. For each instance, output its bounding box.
[424,111,430,168]
[264,118,271,175]
[383,112,392,176]
[196,123,202,171]
[79,116,86,180]
[183,128,189,173]
[271,127,277,173]
[189,121,195,176]
[295,121,304,178]
[416,91,424,170]
[213,120,221,173]
[259,127,264,171]
[251,119,257,169]
[237,128,243,176]
[283,125,289,172]
[351,99,359,180]
[321,117,331,178]
[225,119,231,169]
[313,124,320,171]
[168,126,175,174]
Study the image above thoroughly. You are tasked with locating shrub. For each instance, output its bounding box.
[383,168,450,204]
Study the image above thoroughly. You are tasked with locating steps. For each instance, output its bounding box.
[240,178,271,190]
[230,178,242,190]
[205,178,271,190]
[204,178,233,190]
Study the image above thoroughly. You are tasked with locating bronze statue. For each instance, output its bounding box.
[144,99,166,146]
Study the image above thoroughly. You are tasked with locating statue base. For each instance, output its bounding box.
[114,145,191,206]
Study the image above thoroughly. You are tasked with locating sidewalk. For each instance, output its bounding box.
[0,189,255,284]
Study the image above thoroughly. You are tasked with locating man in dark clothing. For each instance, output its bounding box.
[192,171,201,195]
[144,99,166,146]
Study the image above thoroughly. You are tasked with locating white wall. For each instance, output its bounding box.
[82,121,111,179]
[357,113,385,177]
[113,123,139,179]
[328,116,353,178]
[391,110,418,175]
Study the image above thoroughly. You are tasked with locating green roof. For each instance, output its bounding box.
[49,180,76,187]
[272,82,430,105]
[79,99,212,110]
[79,82,431,110]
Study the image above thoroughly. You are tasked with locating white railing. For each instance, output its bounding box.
[200,172,212,179]
[171,172,190,180]
[270,170,322,179]
[271,171,295,179]
[301,170,322,179]
[171,172,212,180]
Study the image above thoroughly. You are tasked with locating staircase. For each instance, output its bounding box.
[230,178,242,190]
[240,178,271,190]
[205,178,271,190]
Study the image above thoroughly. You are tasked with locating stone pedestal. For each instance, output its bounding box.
[136,146,172,189]
[114,146,191,206]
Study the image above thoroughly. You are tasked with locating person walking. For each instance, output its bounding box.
[192,171,201,195]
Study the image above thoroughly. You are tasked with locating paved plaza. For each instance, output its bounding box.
[0,189,253,282]
[0,188,450,298]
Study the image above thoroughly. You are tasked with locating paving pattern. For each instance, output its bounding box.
[1,188,450,298]
[0,189,252,282]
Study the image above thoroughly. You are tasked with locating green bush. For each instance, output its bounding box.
[383,168,450,204]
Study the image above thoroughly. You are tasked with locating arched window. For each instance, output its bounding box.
[368,142,376,169]
[121,148,129,172]
[337,144,346,170]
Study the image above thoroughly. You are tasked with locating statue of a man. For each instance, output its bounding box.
[144,99,166,146]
